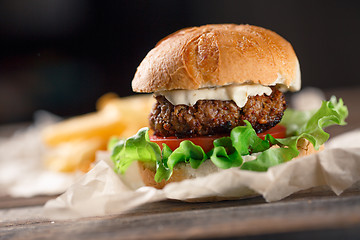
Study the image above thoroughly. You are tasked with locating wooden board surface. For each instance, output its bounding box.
[1,188,360,239]
[1,87,360,240]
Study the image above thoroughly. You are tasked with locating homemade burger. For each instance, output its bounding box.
[109,24,348,189]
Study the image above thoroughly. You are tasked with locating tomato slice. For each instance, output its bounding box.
[257,124,287,140]
[149,135,223,153]
[149,124,287,152]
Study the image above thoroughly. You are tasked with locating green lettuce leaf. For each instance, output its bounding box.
[167,140,208,169]
[280,108,315,136]
[154,140,209,182]
[154,144,173,182]
[209,137,243,169]
[241,147,298,171]
[111,127,161,174]
[242,97,348,171]
[231,121,270,155]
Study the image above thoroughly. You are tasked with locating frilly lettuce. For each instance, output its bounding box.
[109,97,348,182]
[109,128,161,174]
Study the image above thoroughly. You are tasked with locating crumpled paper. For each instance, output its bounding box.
[43,132,360,219]
[0,111,79,197]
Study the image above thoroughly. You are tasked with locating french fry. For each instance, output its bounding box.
[44,138,107,172]
[42,110,127,147]
[96,92,119,111]
[99,94,154,138]
[43,94,154,146]
[42,93,155,172]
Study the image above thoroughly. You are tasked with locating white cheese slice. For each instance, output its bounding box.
[156,84,272,108]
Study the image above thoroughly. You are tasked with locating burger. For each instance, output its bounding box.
[109,24,348,189]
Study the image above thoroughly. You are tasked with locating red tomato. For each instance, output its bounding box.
[149,124,287,152]
[257,124,287,140]
[149,135,223,153]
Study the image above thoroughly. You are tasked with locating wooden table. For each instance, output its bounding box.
[1,87,360,240]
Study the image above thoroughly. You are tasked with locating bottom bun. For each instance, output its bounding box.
[138,139,324,189]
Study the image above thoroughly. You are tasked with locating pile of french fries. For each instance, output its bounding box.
[42,93,154,173]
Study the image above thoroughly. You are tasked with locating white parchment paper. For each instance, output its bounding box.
[43,140,360,220]
[0,111,79,197]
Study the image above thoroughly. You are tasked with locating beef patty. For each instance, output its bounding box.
[149,87,286,138]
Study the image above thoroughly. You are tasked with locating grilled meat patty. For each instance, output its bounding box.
[149,87,286,138]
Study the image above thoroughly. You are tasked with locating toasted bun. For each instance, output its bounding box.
[138,139,323,189]
[132,24,300,93]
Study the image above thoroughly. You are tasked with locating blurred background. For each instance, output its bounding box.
[0,0,359,124]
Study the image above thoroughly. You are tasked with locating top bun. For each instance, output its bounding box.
[132,24,300,93]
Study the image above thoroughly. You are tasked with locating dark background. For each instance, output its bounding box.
[0,0,359,124]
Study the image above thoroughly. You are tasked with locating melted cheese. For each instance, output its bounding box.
[156,84,272,108]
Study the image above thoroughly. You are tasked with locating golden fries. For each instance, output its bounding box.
[42,93,154,172]
[98,94,155,138]
[42,111,126,147]
[44,138,106,172]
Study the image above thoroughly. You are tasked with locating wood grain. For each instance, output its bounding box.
[0,195,58,209]
[1,191,360,239]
